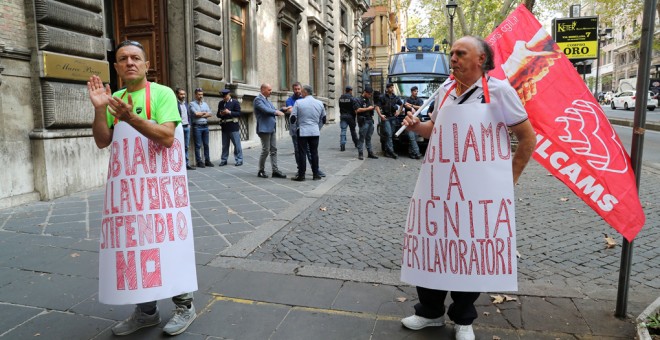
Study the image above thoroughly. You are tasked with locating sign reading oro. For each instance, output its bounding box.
[553,16,598,60]
[42,51,110,82]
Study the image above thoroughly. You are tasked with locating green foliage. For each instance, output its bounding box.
[647,312,660,329]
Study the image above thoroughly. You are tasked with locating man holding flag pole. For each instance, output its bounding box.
[399,35,536,340]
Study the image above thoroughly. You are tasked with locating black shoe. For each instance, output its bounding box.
[367,153,379,159]
[205,161,214,167]
[186,165,196,170]
[358,153,364,160]
[197,162,205,168]
[313,174,322,180]
[272,170,287,179]
[219,161,227,166]
[291,174,305,181]
[340,145,345,151]
[257,170,268,178]
[235,162,243,166]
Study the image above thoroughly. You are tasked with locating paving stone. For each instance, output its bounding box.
[209,271,342,309]
[332,281,408,314]
[0,304,42,335]
[193,235,230,255]
[1,310,113,339]
[0,271,97,311]
[271,308,375,340]
[520,296,590,334]
[573,298,637,338]
[191,298,289,339]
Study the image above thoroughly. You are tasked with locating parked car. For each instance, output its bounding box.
[610,91,656,111]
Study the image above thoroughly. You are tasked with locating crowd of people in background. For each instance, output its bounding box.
[173,80,428,180]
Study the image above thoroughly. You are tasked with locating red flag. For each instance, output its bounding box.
[486,4,645,241]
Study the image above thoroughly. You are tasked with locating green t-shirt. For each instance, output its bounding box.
[106,82,181,128]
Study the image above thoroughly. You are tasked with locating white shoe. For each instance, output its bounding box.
[401,314,445,330]
[455,324,475,340]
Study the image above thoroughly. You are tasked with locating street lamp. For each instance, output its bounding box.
[593,27,612,100]
[441,38,449,54]
[446,0,458,44]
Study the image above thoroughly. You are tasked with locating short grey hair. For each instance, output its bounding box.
[302,85,314,96]
[466,36,495,72]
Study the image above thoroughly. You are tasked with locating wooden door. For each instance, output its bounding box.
[113,0,169,85]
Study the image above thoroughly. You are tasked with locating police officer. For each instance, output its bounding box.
[378,83,403,159]
[338,86,359,151]
[403,86,423,159]
[355,87,379,160]
[217,89,243,166]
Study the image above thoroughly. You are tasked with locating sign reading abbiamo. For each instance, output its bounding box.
[554,16,598,60]
[99,123,197,305]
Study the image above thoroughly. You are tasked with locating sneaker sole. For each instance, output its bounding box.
[401,320,445,330]
[163,313,197,336]
[112,318,161,336]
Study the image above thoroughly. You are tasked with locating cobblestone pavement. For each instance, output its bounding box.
[250,141,660,293]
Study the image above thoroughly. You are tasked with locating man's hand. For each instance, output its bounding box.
[107,94,135,123]
[501,29,561,105]
[87,75,111,110]
[275,110,284,116]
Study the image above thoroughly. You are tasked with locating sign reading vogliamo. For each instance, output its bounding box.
[553,16,598,60]
[41,51,110,82]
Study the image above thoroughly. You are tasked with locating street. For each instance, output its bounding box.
[0,122,658,339]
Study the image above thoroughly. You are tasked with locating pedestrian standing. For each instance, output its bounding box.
[290,85,326,181]
[403,86,423,159]
[399,36,536,340]
[378,83,403,158]
[338,86,359,151]
[176,88,195,170]
[355,87,379,160]
[217,89,243,166]
[189,88,214,168]
[254,83,287,179]
[87,40,197,337]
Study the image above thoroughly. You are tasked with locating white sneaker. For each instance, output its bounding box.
[163,304,197,335]
[401,314,445,330]
[455,324,475,340]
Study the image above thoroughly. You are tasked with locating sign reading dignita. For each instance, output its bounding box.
[41,51,110,82]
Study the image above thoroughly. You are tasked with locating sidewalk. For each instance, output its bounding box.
[0,122,657,339]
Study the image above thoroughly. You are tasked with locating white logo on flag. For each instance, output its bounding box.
[555,100,628,173]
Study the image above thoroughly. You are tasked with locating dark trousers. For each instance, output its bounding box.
[340,115,358,147]
[414,287,480,326]
[296,135,319,176]
[183,125,190,166]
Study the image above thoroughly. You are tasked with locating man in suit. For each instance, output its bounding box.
[217,89,243,166]
[254,83,287,179]
[290,85,326,181]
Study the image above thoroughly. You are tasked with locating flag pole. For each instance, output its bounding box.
[615,0,656,318]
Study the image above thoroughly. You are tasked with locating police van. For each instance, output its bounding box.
[379,38,451,151]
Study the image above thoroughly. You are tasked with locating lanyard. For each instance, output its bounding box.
[437,75,490,110]
[114,82,151,125]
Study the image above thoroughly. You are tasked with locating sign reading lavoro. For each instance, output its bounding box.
[553,16,598,60]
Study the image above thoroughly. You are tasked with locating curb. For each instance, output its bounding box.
[609,118,660,131]
[637,296,660,340]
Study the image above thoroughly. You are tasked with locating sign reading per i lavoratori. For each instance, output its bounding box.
[553,16,598,60]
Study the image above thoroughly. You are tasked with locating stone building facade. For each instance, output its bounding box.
[0,0,370,208]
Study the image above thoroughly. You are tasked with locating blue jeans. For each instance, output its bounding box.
[183,125,191,166]
[407,130,420,156]
[193,125,210,163]
[381,117,396,154]
[358,119,374,154]
[340,115,358,147]
[221,130,243,163]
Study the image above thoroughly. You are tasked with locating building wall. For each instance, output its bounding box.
[0,0,370,208]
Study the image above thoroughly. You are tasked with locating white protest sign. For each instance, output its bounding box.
[99,122,198,305]
[400,104,518,292]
